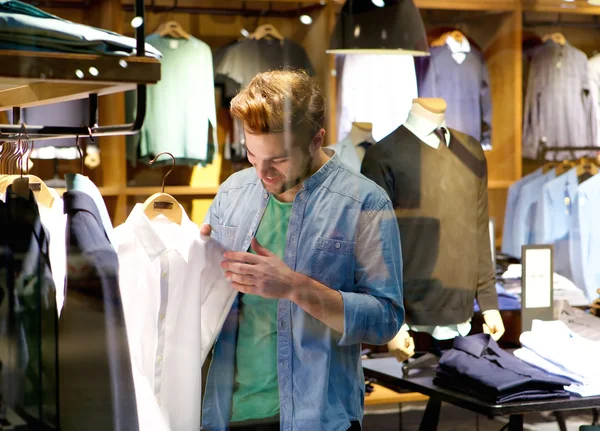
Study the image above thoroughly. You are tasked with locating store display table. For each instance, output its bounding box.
[363,357,600,431]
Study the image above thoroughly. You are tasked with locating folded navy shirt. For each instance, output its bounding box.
[434,334,571,403]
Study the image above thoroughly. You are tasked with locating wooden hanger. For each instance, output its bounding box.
[156,21,190,40]
[431,30,465,48]
[142,152,183,225]
[353,122,373,132]
[541,161,557,173]
[0,130,54,206]
[249,24,284,41]
[576,156,599,181]
[542,32,566,46]
[555,159,576,176]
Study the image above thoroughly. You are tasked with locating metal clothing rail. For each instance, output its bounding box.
[538,145,600,161]
[121,0,325,18]
[0,0,148,141]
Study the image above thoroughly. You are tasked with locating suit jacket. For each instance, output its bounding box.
[61,190,138,431]
[0,187,58,428]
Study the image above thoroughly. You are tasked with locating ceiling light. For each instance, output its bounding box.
[75,69,84,79]
[300,14,313,25]
[89,67,99,77]
[131,16,143,28]
[240,28,250,38]
[327,0,429,56]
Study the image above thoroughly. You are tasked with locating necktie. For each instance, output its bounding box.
[433,127,448,146]
[358,141,373,151]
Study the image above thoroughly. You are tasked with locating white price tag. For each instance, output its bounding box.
[524,248,552,309]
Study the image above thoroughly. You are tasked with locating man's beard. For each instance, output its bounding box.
[262,154,313,195]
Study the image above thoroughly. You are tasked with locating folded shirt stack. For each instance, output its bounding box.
[514,320,600,397]
[0,0,161,58]
[434,333,571,403]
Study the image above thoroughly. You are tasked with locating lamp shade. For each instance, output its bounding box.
[327,0,429,56]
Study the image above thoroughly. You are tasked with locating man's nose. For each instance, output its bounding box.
[256,160,272,178]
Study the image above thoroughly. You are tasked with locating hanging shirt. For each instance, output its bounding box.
[127,34,217,166]
[588,53,600,147]
[416,45,492,149]
[37,187,67,315]
[510,169,556,258]
[115,204,235,431]
[569,173,600,301]
[65,173,115,247]
[336,54,417,143]
[501,168,543,257]
[534,168,578,281]
[213,37,315,159]
[523,41,597,160]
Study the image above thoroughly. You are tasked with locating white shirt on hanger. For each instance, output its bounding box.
[445,35,471,65]
[37,187,67,315]
[114,204,236,431]
[337,54,418,142]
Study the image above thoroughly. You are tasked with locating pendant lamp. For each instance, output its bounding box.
[327,0,429,56]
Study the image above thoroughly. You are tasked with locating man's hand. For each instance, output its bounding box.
[387,330,415,362]
[221,237,297,300]
[482,310,505,341]
[200,223,211,237]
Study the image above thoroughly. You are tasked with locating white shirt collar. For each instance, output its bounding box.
[124,203,196,263]
[403,113,450,148]
[446,35,471,54]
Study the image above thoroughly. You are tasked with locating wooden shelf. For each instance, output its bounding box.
[522,0,600,14]
[365,384,428,406]
[126,186,219,196]
[52,186,122,196]
[0,50,160,110]
[488,180,514,189]
[415,0,517,11]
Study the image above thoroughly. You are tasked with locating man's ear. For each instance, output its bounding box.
[310,128,326,151]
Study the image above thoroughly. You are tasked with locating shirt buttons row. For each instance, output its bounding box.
[161,271,167,278]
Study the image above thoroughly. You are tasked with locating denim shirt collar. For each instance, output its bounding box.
[301,148,341,192]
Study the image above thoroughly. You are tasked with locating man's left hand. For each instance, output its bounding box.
[221,238,297,299]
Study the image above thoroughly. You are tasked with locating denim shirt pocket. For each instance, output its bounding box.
[216,224,238,249]
[310,237,355,291]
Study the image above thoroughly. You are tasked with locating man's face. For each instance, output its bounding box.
[245,131,320,195]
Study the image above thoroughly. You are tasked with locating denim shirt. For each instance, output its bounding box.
[202,152,404,431]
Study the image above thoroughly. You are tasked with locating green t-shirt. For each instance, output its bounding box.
[230,196,293,423]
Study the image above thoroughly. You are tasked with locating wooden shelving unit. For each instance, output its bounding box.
[0,50,160,110]
[125,186,219,196]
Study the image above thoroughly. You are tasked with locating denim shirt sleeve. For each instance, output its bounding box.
[338,197,404,346]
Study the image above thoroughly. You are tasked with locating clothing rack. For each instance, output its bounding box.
[122,0,325,18]
[537,145,600,161]
[0,0,153,141]
[523,13,600,29]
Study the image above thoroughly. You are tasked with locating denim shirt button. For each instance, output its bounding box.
[335,242,341,249]
[264,193,268,199]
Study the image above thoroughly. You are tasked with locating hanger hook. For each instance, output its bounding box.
[149,151,175,194]
[18,123,29,177]
[75,134,83,174]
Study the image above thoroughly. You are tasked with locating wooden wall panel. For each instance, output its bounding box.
[484,10,522,185]
[523,0,600,14]
[416,0,517,11]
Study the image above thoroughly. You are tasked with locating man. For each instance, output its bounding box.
[201,70,403,431]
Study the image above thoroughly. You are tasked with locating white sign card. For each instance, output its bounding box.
[521,245,554,333]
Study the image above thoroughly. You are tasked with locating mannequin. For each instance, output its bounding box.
[361,98,505,363]
[329,121,375,171]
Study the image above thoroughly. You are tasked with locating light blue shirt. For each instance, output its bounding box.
[534,168,578,280]
[509,170,556,258]
[202,151,404,431]
[65,173,115,247]
[501,168,542,256]
[328,136,362,172]
[570,173,600,301]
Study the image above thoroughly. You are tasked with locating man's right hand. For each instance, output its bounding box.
[387,330,415,363]
[200,224,212,237]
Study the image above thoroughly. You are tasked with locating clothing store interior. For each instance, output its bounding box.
[2,0,600,430]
